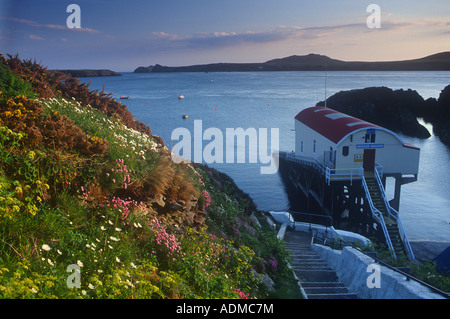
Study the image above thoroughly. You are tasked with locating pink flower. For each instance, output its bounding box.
[233,288,250,299]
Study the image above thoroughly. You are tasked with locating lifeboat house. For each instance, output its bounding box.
[294,106,420,187]
[279,106,420,259]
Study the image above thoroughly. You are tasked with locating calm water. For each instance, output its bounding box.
[82,71,450,242]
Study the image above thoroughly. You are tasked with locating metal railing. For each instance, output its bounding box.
[289,210,333,229]
[281,152,364,185]
[373,169,415,260]
[361,176,397,258]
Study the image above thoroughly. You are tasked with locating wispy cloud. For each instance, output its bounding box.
[149,23,366,51]
[2,17,100,34]
[148,17,449,52]
[29,34,45,40]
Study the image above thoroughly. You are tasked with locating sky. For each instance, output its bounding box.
[1,0,449,71]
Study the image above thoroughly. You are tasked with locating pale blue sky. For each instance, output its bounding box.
[1,0,449,71]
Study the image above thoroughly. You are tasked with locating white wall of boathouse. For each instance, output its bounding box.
[295,120,420,176]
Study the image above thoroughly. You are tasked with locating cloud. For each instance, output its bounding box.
[29,34,44,40]
[148,23,365,51]
[149,16,450,54]
[2,17,100,34]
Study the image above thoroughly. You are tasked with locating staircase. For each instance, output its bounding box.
[364,176,406,258]
[284,231,358,299]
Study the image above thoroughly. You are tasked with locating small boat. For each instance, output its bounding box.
[120,96,129,100]
[178,94,184,100]
[182,115,188,119]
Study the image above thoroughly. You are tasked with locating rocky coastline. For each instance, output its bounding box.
[316,85,450,147]
[134,52,450,73]
[52,69,122,77]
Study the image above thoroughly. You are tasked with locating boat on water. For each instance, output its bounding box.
[120,96,129,100]
[178,94,184,100]
[182,114,188,119]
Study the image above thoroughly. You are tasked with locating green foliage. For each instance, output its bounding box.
[0,63,37,102]
[195,165,303,298]
[410,261,450,293]
[0,55,302,299]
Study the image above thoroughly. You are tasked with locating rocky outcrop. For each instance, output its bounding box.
[425,85,450,146]
[316,86,431,139]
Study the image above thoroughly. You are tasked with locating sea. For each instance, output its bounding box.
[81,71,450,243]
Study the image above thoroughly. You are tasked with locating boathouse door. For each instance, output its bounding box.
[363,149,376,172]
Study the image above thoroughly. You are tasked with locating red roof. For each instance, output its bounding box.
[295,106,383,144]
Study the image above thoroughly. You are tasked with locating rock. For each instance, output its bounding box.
[169,202,183,211]
[260,274,275,292]
[177,199,186,206]
[252,270,275,292]
[194,215,206,225]
[149,194,165,208]
[133,205,157,218]
[249,213,262,228]
[317,87,431,139]
[416,85,450,147]
[184,212,196,226]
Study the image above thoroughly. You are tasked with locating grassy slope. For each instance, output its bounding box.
[0,54,302,299]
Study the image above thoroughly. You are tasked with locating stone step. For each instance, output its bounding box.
[284,231,358,299]
[292,260,329,266]
[293,264,333,271]
[292,255,322,260]
[295,269,339,282]
[301,282,346,288]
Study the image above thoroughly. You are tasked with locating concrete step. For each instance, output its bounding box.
[301,282,346,288]
[292,260,329,266]
[293,264,333,271]
[295,269,339,282]
[284,230,358,299]
[291,254,322,260]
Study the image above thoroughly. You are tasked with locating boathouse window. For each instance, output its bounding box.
[301,141,304,153]
[313,140,316,154]
[329,147,333,162]
[365,132,376,143]
[342,146,349,156]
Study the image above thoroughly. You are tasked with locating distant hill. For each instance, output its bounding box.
[52,69,122,77]
[134,52,450,73]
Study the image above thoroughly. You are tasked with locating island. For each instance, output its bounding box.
[52,69,122,77]
[134,52,450,73]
